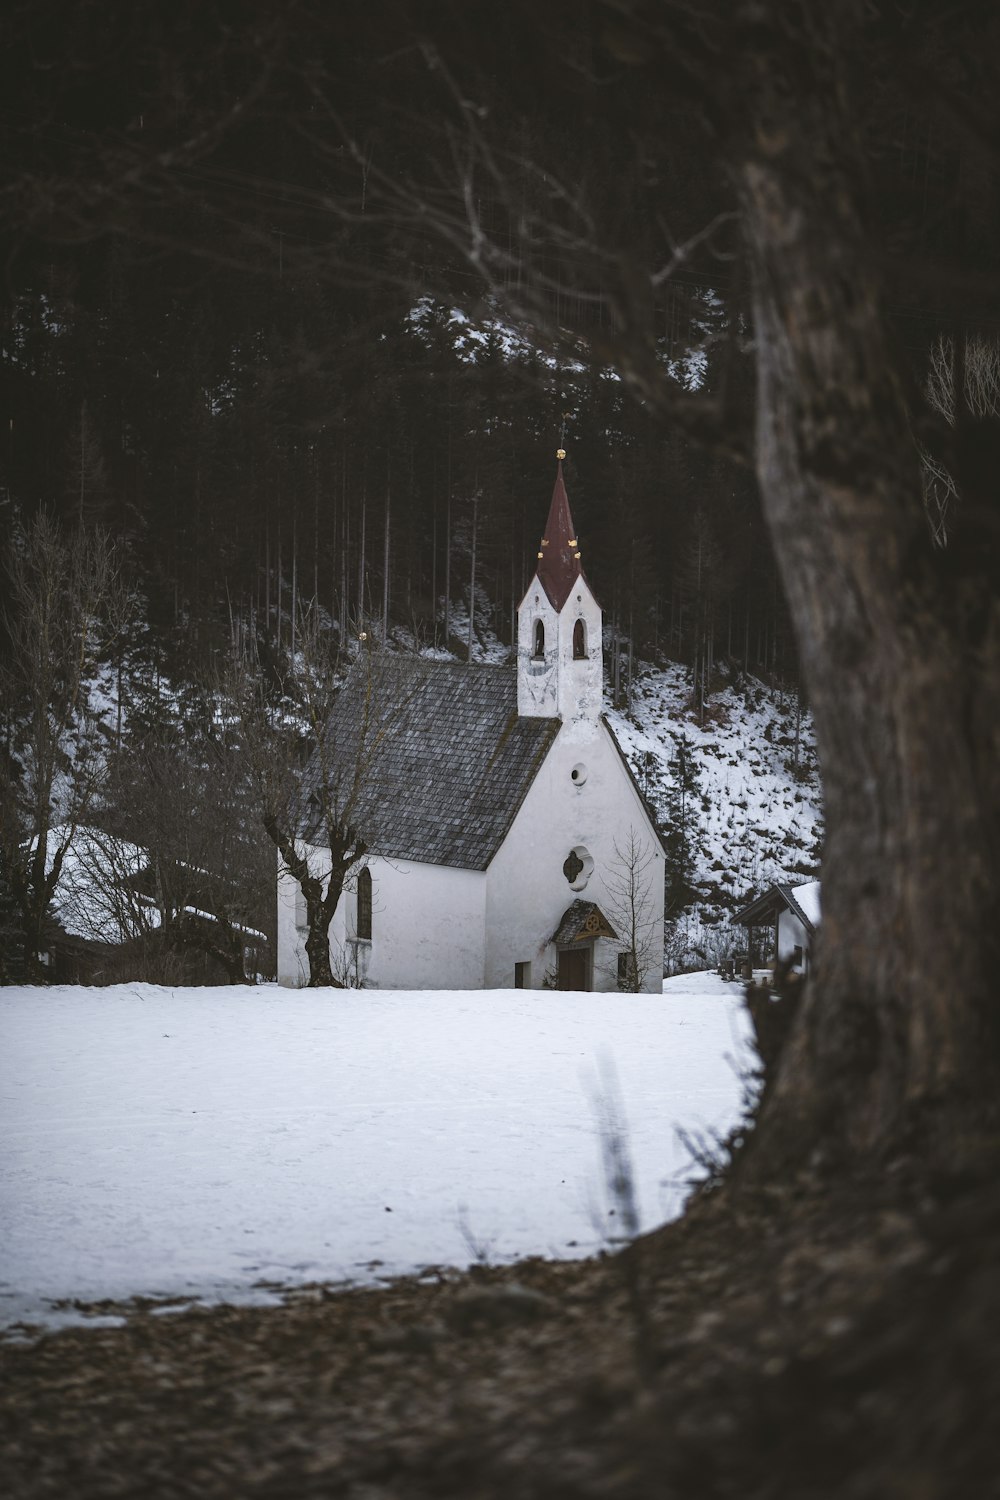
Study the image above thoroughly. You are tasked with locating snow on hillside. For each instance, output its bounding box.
[434,581,511,665]
[607,660,824,972]
[407,296,584,371]
[406,293,722,392]
[0,981,753,1337]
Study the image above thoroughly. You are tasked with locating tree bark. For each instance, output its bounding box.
[264,814,336,988]
[731,8,1000,1163]
[264,810,363,989]
[304,910,338,989]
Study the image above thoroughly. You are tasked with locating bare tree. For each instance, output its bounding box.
[52,826,152,953]
[603,828,659,993]
[921,333,1000,545]
[220,608,397,988]
[66,401,109,529]
[96,720,274,984]
[0,516,133,979]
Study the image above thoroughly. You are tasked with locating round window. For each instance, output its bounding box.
[570,763,588,786]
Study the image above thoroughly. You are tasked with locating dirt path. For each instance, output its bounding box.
[4,1168,1000,1498]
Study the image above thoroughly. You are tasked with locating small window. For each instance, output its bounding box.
[356,867,372,941]
[533,619,545,658]
[514,961,530,989]
[791,944,803,968]
[618,951,638,990]
[573,619,586,659]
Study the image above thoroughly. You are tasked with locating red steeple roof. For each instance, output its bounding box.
[535,460,585,610]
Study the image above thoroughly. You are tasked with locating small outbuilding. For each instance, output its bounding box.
[733,879,821,974]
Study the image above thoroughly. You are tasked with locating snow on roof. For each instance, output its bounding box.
[180,908,267,942]
[32,825,153,945]
[789,880,821,930]
[734,879,822,933]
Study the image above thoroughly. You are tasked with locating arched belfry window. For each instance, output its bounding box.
[357,867,372,941]
[533,619,545,659]
[573,619,587,659]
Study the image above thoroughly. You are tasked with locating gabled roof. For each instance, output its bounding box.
[787,880,821,930]
[552,900,618,945]
[534,461,588,611]
[734,880,822,933]
[301,656,560,871]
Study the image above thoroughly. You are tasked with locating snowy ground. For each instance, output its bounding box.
[0,977,753,1337]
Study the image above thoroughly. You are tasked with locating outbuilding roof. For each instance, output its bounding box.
[734,879,822,933]
[300,655,560,871]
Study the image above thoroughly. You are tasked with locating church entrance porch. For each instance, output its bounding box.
[556,945,592,991]
[551,900,617,991]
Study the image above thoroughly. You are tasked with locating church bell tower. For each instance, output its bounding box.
[516,452,603,726]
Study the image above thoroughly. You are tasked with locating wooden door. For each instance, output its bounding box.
[557,946,590,991]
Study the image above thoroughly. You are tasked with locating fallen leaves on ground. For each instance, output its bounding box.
[4,1165,1000,1499]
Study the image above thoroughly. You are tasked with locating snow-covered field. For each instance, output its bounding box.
[0,977,753,1337]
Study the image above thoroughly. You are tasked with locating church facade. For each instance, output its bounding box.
[277,459,666,992]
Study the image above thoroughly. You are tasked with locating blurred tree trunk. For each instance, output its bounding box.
[730,6,1000,1163]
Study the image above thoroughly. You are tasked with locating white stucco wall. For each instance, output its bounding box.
[277,844,487,990]
[777,909,811,970]
[516,574,602,724]
[517,585,559,718]
[350,857,486,990]
[485,717,665,992]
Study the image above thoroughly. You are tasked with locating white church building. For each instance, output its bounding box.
[277,457,666,992]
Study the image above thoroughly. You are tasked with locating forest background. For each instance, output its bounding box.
[2,4,802,684]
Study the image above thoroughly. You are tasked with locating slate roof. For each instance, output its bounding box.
[300,655,560,871]
[552,900,618,945]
